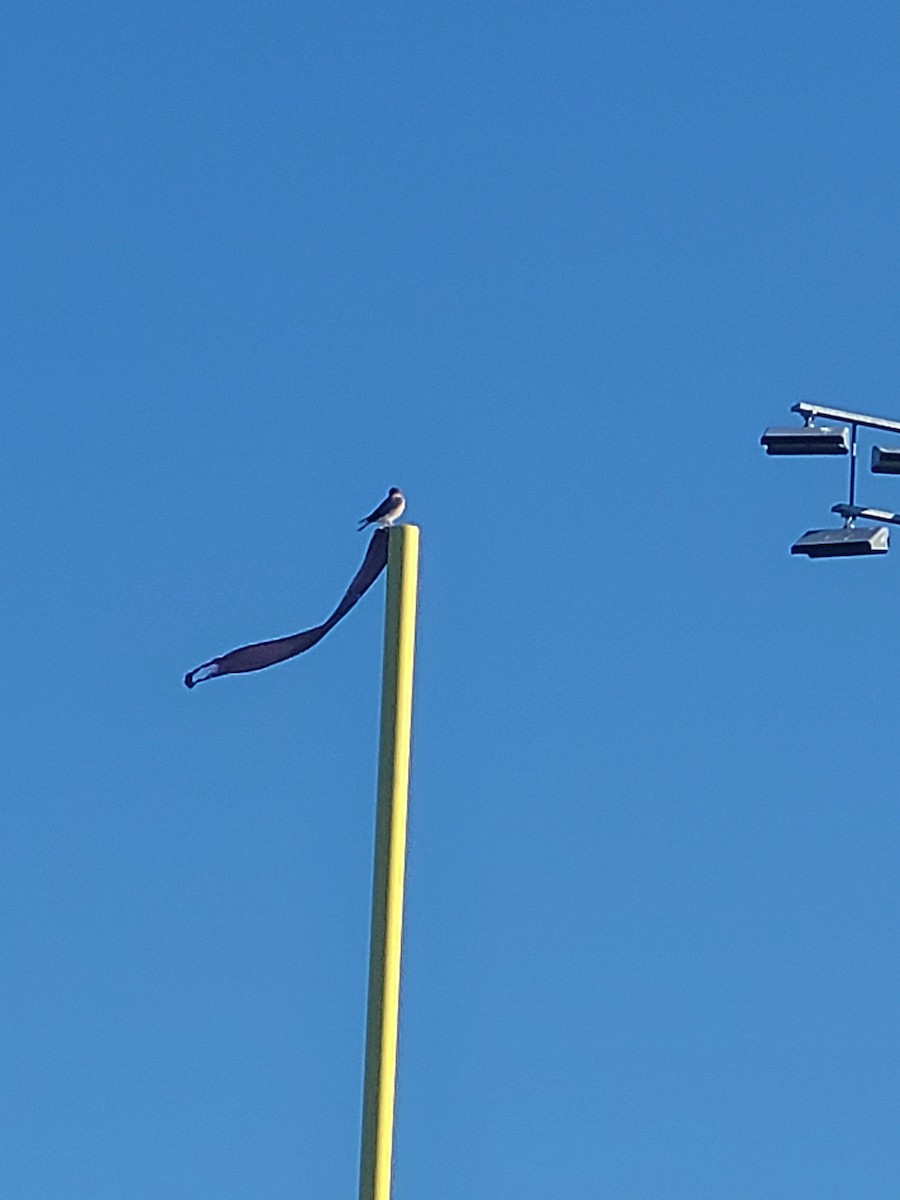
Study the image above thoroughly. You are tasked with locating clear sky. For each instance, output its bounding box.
[5,1,900,1196]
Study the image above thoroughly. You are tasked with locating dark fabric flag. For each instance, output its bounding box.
[184,529,389,688]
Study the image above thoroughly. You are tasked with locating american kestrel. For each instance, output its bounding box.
[358,487,406,531]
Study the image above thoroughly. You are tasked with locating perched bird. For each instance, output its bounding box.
[358,487,406,531]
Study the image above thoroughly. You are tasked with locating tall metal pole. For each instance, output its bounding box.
[358,524,420,1200]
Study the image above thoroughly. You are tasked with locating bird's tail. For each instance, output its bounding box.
[357,518,370,531]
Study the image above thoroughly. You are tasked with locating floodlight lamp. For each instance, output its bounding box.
[791,525,890,558]
[871,445,900,475]
[761,425,849,455]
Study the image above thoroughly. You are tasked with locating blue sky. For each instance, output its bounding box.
[5,1,900,1196]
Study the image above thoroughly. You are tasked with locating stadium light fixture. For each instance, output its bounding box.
[760,425,849,455]
[762,401,900,558]
[871,446,900,475]
[791,525,889,558]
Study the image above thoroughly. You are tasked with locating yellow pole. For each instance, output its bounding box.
[359,524,420,1200]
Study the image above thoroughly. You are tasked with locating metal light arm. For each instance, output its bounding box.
[792,402,900,435]
[832,503,900,527]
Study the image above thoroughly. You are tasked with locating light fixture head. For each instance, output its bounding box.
[761,425,850,455]
[871,445,900,475]
[791,525,890,558]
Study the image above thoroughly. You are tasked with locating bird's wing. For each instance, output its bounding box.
[362,493,394,523]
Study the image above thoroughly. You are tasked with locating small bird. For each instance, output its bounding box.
[358,487,406,531]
